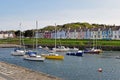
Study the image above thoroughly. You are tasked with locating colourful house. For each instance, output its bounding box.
[44,31,51,38]
[56,30,66,39]
[112,26,120,40]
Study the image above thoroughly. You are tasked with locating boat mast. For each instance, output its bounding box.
[36,21,38,51]
[19,23,22,47]
[55,23,57,53]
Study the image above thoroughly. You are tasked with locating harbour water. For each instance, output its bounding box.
[0,48,120,80]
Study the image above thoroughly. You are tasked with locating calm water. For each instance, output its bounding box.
[0,48,120,80]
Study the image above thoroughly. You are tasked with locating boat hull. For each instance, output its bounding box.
[11,51,25,56]
[23,55,45,61]
[41,54,64,60]
[66,51,83,57]
[84,48,103,54]
[84,50,102,54]
[66,53,83,56]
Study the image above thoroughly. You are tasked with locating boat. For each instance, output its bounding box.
[43,46,49,50]
[115,56,120,59]
[84,47,102,54]
[69,47,79,51]
[41,52,64,60]
[38,46,42,49]
[23,21,45,61]
[84,28,103,54]
[41,24,64,60]
[24,50,45,61]
[11,23,26,56]
[66,50,83,56]
[11,47,26,56]
[52,46,70,52]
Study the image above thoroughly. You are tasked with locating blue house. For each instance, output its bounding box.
[102,27,112,40]
[56,30,66,39]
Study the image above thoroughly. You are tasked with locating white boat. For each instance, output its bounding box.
[43,46,49,50]
[115,56,120,59]
[38,46,42,49]
[69,47,79,51]
[11,23,26,56]
[52,46,70,52]
[23,21,45,61]
[11,48,26,56]
[24,51,45,61]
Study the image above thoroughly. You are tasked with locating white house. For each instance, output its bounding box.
[112,26,120,40]
[0,31,15,39]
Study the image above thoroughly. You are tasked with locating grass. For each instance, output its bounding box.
[0,38,120,47]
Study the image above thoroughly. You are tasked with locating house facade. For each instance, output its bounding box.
[35,26,120,40]
[0,31,15,39]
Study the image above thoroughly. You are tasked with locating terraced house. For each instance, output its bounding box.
[36,26,120,40]
[0,31,15,39]
[112,26,120,40]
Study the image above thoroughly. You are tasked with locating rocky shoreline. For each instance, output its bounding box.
[0,44,120,51]
[0,61,62,80]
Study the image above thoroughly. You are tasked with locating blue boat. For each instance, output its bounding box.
[66,50,83,56]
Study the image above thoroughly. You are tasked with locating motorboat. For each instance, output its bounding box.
[69,47,79,51]
[66,50,83,56]
[52,46,70,52]
[41,52,64,60]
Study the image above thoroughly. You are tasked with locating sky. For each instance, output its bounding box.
[0,0,120,31]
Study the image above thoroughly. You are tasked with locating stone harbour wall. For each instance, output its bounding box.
[0,61,62,80]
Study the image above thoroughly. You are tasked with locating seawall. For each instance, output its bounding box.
[0,44,20,48]
[0,61,62,80]
[0,44,119,51]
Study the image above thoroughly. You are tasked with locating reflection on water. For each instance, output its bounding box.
[0,48,120,80]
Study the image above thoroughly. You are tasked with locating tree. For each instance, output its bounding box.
[15,30,21,37]
[24,30,33,38]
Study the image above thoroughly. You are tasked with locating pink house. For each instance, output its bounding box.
[44,31,51,38]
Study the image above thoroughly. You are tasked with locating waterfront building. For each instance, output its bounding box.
[78,28,84,39]
[51,31,55,39]
[34,26,120,40]
[91,28,98,40]
[67,29,76,39]
[0,31,15,39]
[108,27,113,40]
[36,32,44,38]
[85,28,91,39]
[56,30,66,39]
[102,27,109,40]
[66,28,70,39]
[76,29,81,39]
[97,27,102,39]
[43,31,51,38]
[112,26,120,40]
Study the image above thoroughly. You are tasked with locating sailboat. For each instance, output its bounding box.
[84,47,102,54]
[23,21,45,61]
[84,28,103,54]
[11,23,26,56]
[41,24,64,60]
[52,29,69,52]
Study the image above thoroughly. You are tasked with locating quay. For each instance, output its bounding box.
[0,62,62,80]
[0,44,20,48]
